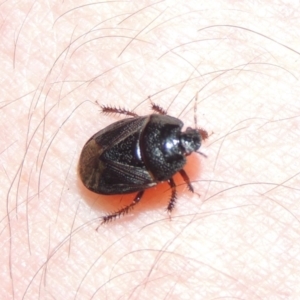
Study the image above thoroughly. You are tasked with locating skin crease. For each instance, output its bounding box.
[1,1,300,299]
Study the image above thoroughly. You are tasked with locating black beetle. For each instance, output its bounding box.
[78,101,208,223]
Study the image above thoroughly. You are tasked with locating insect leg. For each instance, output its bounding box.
[166,177,177,214]
[179,169,194,193]
[101,190,145,224]
[99,103,139,117]
[148,96,167,115]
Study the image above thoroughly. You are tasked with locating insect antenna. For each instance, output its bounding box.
[196,150,207,158]
[194,92,209,142]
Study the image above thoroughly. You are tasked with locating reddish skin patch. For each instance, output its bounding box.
[79,152,204,223]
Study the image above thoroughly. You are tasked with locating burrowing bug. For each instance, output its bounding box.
[78,98,208,223]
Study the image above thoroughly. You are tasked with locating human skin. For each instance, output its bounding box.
[1,1,300,299]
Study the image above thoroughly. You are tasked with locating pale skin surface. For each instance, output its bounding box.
[1,1,300,299]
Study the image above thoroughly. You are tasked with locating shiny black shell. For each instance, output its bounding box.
[79,114,201,194]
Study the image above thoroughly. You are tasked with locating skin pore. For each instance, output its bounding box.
[1,1,300,299]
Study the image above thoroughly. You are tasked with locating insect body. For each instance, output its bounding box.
[79,102,207,223]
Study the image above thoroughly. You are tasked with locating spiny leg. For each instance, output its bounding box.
[166,177,177,214]
[148,96,167,115]
[179,169,194,193]
[101,190,144,224]
[98,102,139,117]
